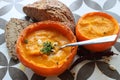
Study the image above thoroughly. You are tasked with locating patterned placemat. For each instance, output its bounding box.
[0,0,120,80]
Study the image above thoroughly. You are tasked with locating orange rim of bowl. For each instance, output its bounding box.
[76,12,120,52]
[16,20,78,76]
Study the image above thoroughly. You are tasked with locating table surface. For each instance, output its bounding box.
[0,0,120,80]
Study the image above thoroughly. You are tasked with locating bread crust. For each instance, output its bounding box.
[23,0,75,32]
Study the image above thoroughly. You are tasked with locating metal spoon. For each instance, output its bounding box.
[60,35,117,49]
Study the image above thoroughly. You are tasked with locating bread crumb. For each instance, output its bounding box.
[102,56,111,63]
[109,65,116,71]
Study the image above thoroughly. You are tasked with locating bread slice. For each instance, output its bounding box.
[5,18,32,60]
[23,0,75,32]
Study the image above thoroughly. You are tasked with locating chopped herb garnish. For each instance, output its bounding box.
[40,41,54,55]
[24,39,28,44]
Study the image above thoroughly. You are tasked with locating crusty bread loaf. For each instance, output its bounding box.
[5,18,32,60]
[23,0,75,32]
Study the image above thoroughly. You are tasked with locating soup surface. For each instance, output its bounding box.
[22,29,71,67]
[78,15,117,39]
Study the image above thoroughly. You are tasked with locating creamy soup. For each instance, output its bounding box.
[22,29,71,67]
[78,15,117,39]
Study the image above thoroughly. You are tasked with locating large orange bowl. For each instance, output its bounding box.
[16,21,77,76]
[76,12,120,52]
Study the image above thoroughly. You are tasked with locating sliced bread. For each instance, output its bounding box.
[5,18,32,60]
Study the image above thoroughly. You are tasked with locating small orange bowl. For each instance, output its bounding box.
[16,21,77,76]
[76,12,120,52]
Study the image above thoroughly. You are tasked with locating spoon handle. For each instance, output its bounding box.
[60,35,117,49]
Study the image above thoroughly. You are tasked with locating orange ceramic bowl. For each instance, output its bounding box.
[16,21,77,76]
[76,12,120,52]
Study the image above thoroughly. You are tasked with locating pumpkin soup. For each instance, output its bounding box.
[22,29,71,67]
[76,12,119,52]
[16,21,77,76]
[78,14,118,39]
